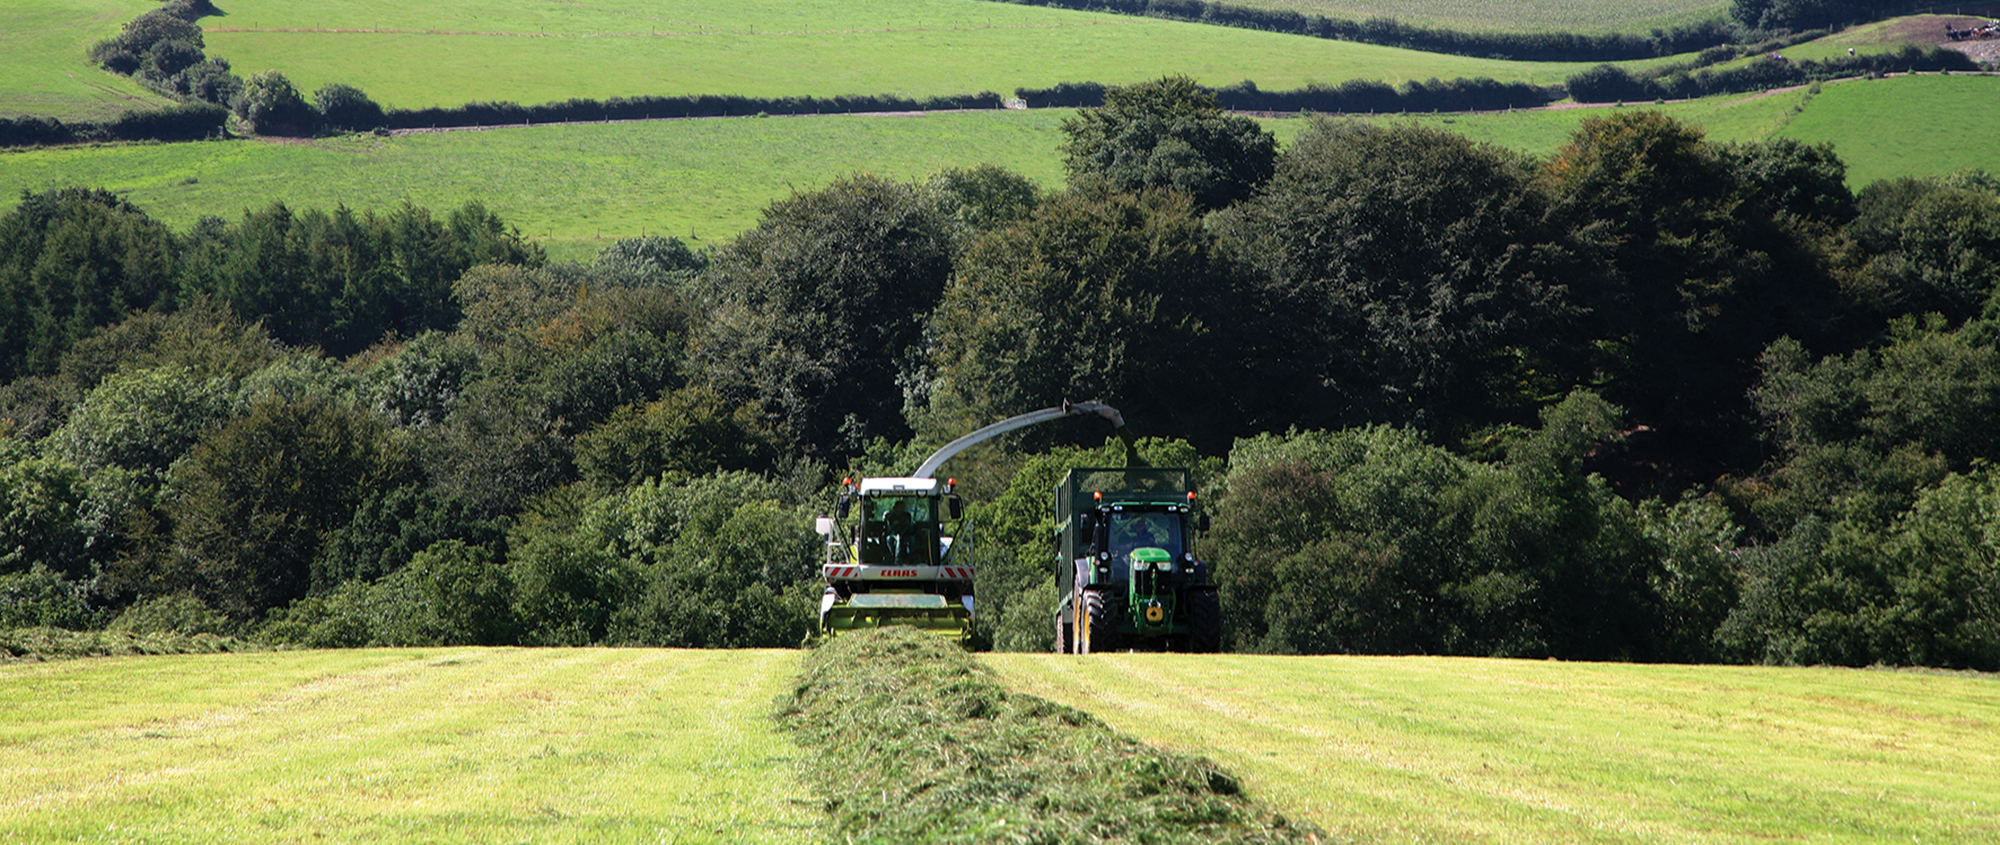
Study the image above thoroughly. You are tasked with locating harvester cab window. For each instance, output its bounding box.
[865,496,934,565]
[1108,510,1181,578]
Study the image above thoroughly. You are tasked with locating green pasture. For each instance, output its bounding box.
[199,0,1676,110]
[0,109,1075,262]
[0,648,812,843]
[1780,73,2000,185]
[0,0,176,121]
[1203,0,1730,34]
[986,652,2000,845]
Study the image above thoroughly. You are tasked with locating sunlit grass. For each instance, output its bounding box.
[0,109,1076,262]
[0,648,814,843]
[985,652,2000,844]
[1779,73,2000,186]
[200,0,1678,110]
[0,0,177,120]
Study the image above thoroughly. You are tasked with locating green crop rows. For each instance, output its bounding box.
[985,652,2000,845]
[0,648,813,843]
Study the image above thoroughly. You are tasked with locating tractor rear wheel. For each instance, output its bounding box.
[1080,589,1113,654]
[1182,588,1221,653]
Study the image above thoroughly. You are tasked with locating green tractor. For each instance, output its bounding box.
[1054,467,1221,654]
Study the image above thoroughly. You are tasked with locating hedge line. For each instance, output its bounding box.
[977,0,1735,61]
[0,627,260,662]
[1567,44,1981,103]
[1019,76,1556,112]
[381,91,1007,130]
[0,102,227,149]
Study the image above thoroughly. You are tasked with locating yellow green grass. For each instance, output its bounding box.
[0,0,176,121]
[0,109,1075,262]
[200,0,1676,110]
[1202,0,1730,35]
[0,648,813,843]
[984,652,2000,844]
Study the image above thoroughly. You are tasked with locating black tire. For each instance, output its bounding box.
[1182,588,1221,653]
[1056,603,1074,654]
[1080,589,1113,654]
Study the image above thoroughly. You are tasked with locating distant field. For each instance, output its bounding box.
[0,109,1073,262]
[200,0,1669,110]
[4,75,1987,261]
[0,648,812,843]
[1189,0,1730,34]
[1780,74,2000,185]
[985,652,2000,845]
[0,0,177,120]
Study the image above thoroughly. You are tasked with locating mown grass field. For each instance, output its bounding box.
[1211,0,1729,34]
[0,0,176,121]
[985,652,2000,845]
[197,0,1671,110]
[0,648,813,843]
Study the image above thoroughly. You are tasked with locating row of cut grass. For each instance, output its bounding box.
[779,628,1317,843]
[0,647,814,843]
[199,0,1684,110]
[0,0,176,121]
[984,651,2000,844]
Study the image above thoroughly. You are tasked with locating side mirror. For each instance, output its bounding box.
[815,517,837,538]
[1195,513,1212,533]
[836,494,851,520]
[947,495,964,521]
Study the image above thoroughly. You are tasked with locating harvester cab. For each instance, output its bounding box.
[815,476,971,641]
[1055,467,1220,654]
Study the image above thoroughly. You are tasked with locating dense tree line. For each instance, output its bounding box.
[1567,44,1979,104]
[4,76,1998,668]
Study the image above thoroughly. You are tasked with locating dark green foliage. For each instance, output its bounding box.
[925,189,1257,453]
[1545,110,1840,490]
[777,627,1320,843]
[272,540,516,647]
[106,592,233,636]
[312,83,385,132]
[573,385,779,487]
[695,175,954,457]
[312,485,506,589]
[1211,393,1663,660]
[0,189,179,382]
[591,235,707,287]
[168,394,411,619]
[234,70,316,136]
[1840,176,2000,325]
[183,200,540,355]
[0,564,97,630]
[1060,75,1276,211]
[1217,118,1572,436]
[536,327,681,435]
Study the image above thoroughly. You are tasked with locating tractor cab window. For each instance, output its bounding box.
[862,495,934,565]
[1107,510,1182,578]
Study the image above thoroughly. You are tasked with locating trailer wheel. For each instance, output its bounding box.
[1183,588,1221,653]
[1056,610,1074,654]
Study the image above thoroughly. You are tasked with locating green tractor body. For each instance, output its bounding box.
[815,477,972,644]
[1053,467,1220,653]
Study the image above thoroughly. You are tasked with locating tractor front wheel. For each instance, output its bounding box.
[1181,588,1221,653]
